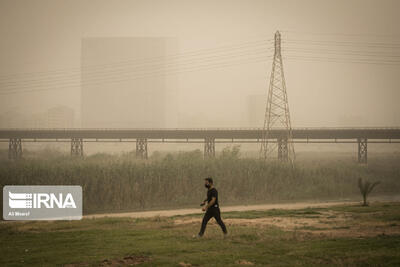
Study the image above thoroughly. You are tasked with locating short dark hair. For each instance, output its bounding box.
[205,177,213,184]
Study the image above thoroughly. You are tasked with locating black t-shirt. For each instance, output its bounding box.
[207,188,219,208]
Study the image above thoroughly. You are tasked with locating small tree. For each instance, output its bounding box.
[220,145,241,159]
[358,178,380,206]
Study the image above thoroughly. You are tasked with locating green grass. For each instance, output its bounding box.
[222,208,323,219]
[1,203,400,266]
[171,208,324,220]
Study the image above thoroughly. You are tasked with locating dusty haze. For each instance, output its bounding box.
[0,0,399,131]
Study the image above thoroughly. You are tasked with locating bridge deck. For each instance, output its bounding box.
[0,128,400,140]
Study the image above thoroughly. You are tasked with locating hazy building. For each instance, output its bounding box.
[247,94,266,127]
[81,37,178,128]
[29,113,48,128]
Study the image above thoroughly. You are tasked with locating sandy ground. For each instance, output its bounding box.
[85,194,400,219]
[85,201,351,219]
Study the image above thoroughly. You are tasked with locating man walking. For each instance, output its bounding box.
[197,177,227,237]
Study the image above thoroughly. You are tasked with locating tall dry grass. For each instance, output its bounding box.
[0,147,399,214]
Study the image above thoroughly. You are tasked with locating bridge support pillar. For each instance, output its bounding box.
[277,137,288,161]
[204,137,215,158]
[71,138,83,157]
[8,138,22,160]
[358,138,367,164]
[136,138,148,159]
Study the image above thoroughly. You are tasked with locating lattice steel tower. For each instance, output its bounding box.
[260,31,295,162]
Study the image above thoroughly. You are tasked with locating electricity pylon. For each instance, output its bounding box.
[260,31,295,163]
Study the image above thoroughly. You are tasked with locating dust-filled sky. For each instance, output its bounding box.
[0,0,399,128]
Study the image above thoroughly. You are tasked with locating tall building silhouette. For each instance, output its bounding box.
[81,37,178,128]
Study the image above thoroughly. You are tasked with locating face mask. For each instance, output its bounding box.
[205,184,210,189]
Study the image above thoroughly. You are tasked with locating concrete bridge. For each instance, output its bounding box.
[1,127,400,163]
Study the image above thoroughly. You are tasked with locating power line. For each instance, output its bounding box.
[283,55,400,66]
[280,30,400,39]
[2,48,399,95]
[0,46,274,90]
[282,48,400,62]
[1,34,400,95]
[0,48,274,92]
[0,37,274,82]
[283,39,400,49]
[3,41,399,91]
[3,36,399,86]
[0,54,274,95]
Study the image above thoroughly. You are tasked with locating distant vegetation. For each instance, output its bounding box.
[0,147,399,214]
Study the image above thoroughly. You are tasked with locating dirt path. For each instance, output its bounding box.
[82,201,364,219]
[85,201,346,219]
[85,195,400,219]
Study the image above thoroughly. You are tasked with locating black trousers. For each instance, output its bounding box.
[198,207,227,236]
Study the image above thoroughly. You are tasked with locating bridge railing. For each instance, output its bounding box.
[0,127,400,131]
